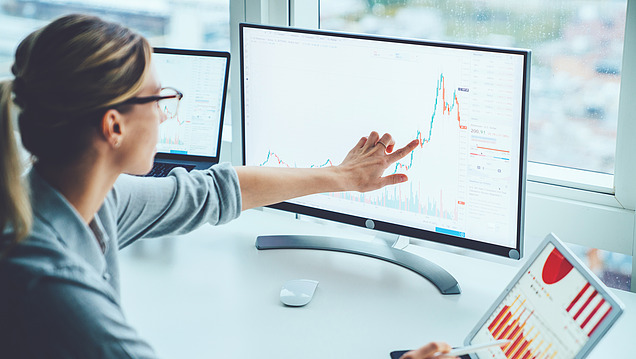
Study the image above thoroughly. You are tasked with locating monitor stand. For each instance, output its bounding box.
[256,234,461,295]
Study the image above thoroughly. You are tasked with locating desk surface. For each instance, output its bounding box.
[119,209,635,358]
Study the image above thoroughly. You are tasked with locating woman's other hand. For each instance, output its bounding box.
[399,342,457,359]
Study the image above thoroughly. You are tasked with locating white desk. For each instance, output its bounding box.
[119,209,635,358]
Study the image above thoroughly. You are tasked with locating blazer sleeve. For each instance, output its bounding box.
[108,162,242,249]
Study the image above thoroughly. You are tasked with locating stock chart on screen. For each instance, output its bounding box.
[153,51,227,157]
[242,26,527,251]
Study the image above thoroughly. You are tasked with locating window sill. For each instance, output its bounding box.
[527,162,620,208]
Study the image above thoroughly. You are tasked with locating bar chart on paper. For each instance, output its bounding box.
[488,293,560,359]
[472,244,615,359]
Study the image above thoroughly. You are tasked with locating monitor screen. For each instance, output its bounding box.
[152,48,229,158]
[240,24,529,259]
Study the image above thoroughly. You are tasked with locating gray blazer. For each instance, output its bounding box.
[0,163,242,358]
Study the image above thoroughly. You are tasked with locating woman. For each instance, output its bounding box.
[0,14,454,359]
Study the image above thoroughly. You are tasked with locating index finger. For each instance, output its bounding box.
[388,139,419,163]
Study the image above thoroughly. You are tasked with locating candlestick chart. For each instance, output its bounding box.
[242,28,525,247]
[258,72,468,230]
[154,53,226,157]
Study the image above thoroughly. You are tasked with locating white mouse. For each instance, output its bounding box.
[280,279,319,307]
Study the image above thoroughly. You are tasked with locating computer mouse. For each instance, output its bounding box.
[279,279,319,307]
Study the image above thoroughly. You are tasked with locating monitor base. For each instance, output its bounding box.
[256,235,461,295]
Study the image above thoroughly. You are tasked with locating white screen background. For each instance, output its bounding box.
[153,52,227,157]
[243,28,525,248]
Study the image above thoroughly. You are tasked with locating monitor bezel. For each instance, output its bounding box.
[153,47,231,164]
[239,23,530,259]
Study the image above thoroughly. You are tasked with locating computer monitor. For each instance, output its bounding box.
[151,48,230,170]
[240,23,530,295]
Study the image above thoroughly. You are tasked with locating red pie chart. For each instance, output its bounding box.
[542,248,573,284]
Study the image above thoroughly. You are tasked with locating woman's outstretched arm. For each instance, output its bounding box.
[235,131,419,210]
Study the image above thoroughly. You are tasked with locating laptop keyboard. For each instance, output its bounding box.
[145,162,196,177]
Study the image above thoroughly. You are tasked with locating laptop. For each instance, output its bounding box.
[146,47,230,177]
[391,233,624,359]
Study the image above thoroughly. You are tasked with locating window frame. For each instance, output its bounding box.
[230,0,636,291]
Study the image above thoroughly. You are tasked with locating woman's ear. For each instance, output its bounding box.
[101,109,124,149]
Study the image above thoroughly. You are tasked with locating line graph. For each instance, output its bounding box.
[392,73,467,174]
[243,29,525,248]
[153,51,226,157]
[257,72,468,225]
[260,150,334,168]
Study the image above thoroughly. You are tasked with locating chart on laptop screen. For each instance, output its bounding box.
[153,52,227,157]
[470,243,615,359]
[242,27,526,249]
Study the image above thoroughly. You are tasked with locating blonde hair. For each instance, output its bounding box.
[0,80,31,244]
[1,14,152,245]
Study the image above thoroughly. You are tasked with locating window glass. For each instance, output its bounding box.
[320,0,627,174]
[567,242,632,291]
[0,0,230,77]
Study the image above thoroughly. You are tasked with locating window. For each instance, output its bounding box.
[0,0,230,78]
[239,0,635,291]
[315,0,634,291]
[0,0,232,147]
[320,0,626,175]
[4,0,632,290]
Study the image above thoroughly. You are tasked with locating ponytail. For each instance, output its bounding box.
[1,13,151,248]
[0,80,32,245]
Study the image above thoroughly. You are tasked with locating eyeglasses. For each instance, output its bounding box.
[116,87,183,119]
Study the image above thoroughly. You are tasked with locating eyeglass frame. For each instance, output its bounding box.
[112,87,183,118]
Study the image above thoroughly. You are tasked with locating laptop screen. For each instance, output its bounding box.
[152,48,230,160]
[466,234,623,359]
